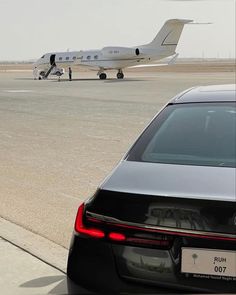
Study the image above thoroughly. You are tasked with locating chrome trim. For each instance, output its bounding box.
[86,211,236,240]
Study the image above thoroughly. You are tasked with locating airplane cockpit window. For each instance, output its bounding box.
[66,57,70,60]
[94,55,98,60]
[87,56,91,60]
[41,55,45,58]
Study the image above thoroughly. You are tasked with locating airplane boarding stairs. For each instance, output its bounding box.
[43,64,56,79]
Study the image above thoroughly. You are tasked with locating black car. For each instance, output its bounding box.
[67,84,236,294]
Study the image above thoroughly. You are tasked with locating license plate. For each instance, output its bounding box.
[181,248,236,278]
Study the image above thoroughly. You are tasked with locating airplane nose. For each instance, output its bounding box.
[33,59,40,67]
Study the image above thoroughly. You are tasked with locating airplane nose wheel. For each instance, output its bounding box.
[99,73,107,80]
[117,72,124,79]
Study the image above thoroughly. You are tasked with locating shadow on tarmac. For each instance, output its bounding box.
[50,78,147,82]
[15,78,38,80]
[20,275,95,294]
[19,275,181,295]
[104,79,147,83]
[14,77,147,82]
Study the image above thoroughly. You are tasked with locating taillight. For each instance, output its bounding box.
[75,206,171,247]
[109,232,126,242]
[74,203,105,239]
[86,214,172,248]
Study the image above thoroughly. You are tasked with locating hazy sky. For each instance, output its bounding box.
[0,0,235,60]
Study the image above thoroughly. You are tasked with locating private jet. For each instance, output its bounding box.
[34,19,192,80]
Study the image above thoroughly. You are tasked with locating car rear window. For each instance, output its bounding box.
[127,103,236,168]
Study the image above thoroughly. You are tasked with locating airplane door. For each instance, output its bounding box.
[50,54,56,66]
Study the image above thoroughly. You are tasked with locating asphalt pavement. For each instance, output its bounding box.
[0,67,235,294]
[0,70,235,249]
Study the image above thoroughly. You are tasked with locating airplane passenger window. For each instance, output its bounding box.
[94,55,98,59]
[66,57,70,60]
[73,56,76,60]
[59,57,62,61]
[87,56,91,60]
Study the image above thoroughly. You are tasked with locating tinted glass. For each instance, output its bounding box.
[128,103,236,167]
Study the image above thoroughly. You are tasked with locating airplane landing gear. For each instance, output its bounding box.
[117,70,124,79]
[39,71,46,79]
[99,73,107,80]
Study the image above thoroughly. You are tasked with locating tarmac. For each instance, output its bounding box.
[0,67,235,294]
[0,217,94,294]
[0,69,235,249]
[0,237,68,295]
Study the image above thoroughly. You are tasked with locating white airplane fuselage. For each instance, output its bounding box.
[35,19,192,80]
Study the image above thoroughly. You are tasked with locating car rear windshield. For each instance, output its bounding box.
[127,102,236,168]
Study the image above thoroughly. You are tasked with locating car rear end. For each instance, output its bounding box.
[67,85,236,293]
[67,185,236,293]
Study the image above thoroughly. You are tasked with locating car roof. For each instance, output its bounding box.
[171,84,236,104]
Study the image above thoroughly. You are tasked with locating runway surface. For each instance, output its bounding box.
[0,69,235,248]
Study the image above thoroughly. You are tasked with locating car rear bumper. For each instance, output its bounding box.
[67,234,236,294]
[67,234,170,294]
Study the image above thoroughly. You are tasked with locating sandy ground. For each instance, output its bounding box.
[0,64,235,248]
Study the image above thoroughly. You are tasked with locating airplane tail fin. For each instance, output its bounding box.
[145,19,193,51]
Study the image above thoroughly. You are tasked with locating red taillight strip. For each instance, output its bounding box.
[86,211,236,242]
[74,204,105,239]
[109,232,126,242]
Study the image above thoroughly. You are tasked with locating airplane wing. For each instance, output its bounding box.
[129,53,179,69]
[130,63,169,68]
